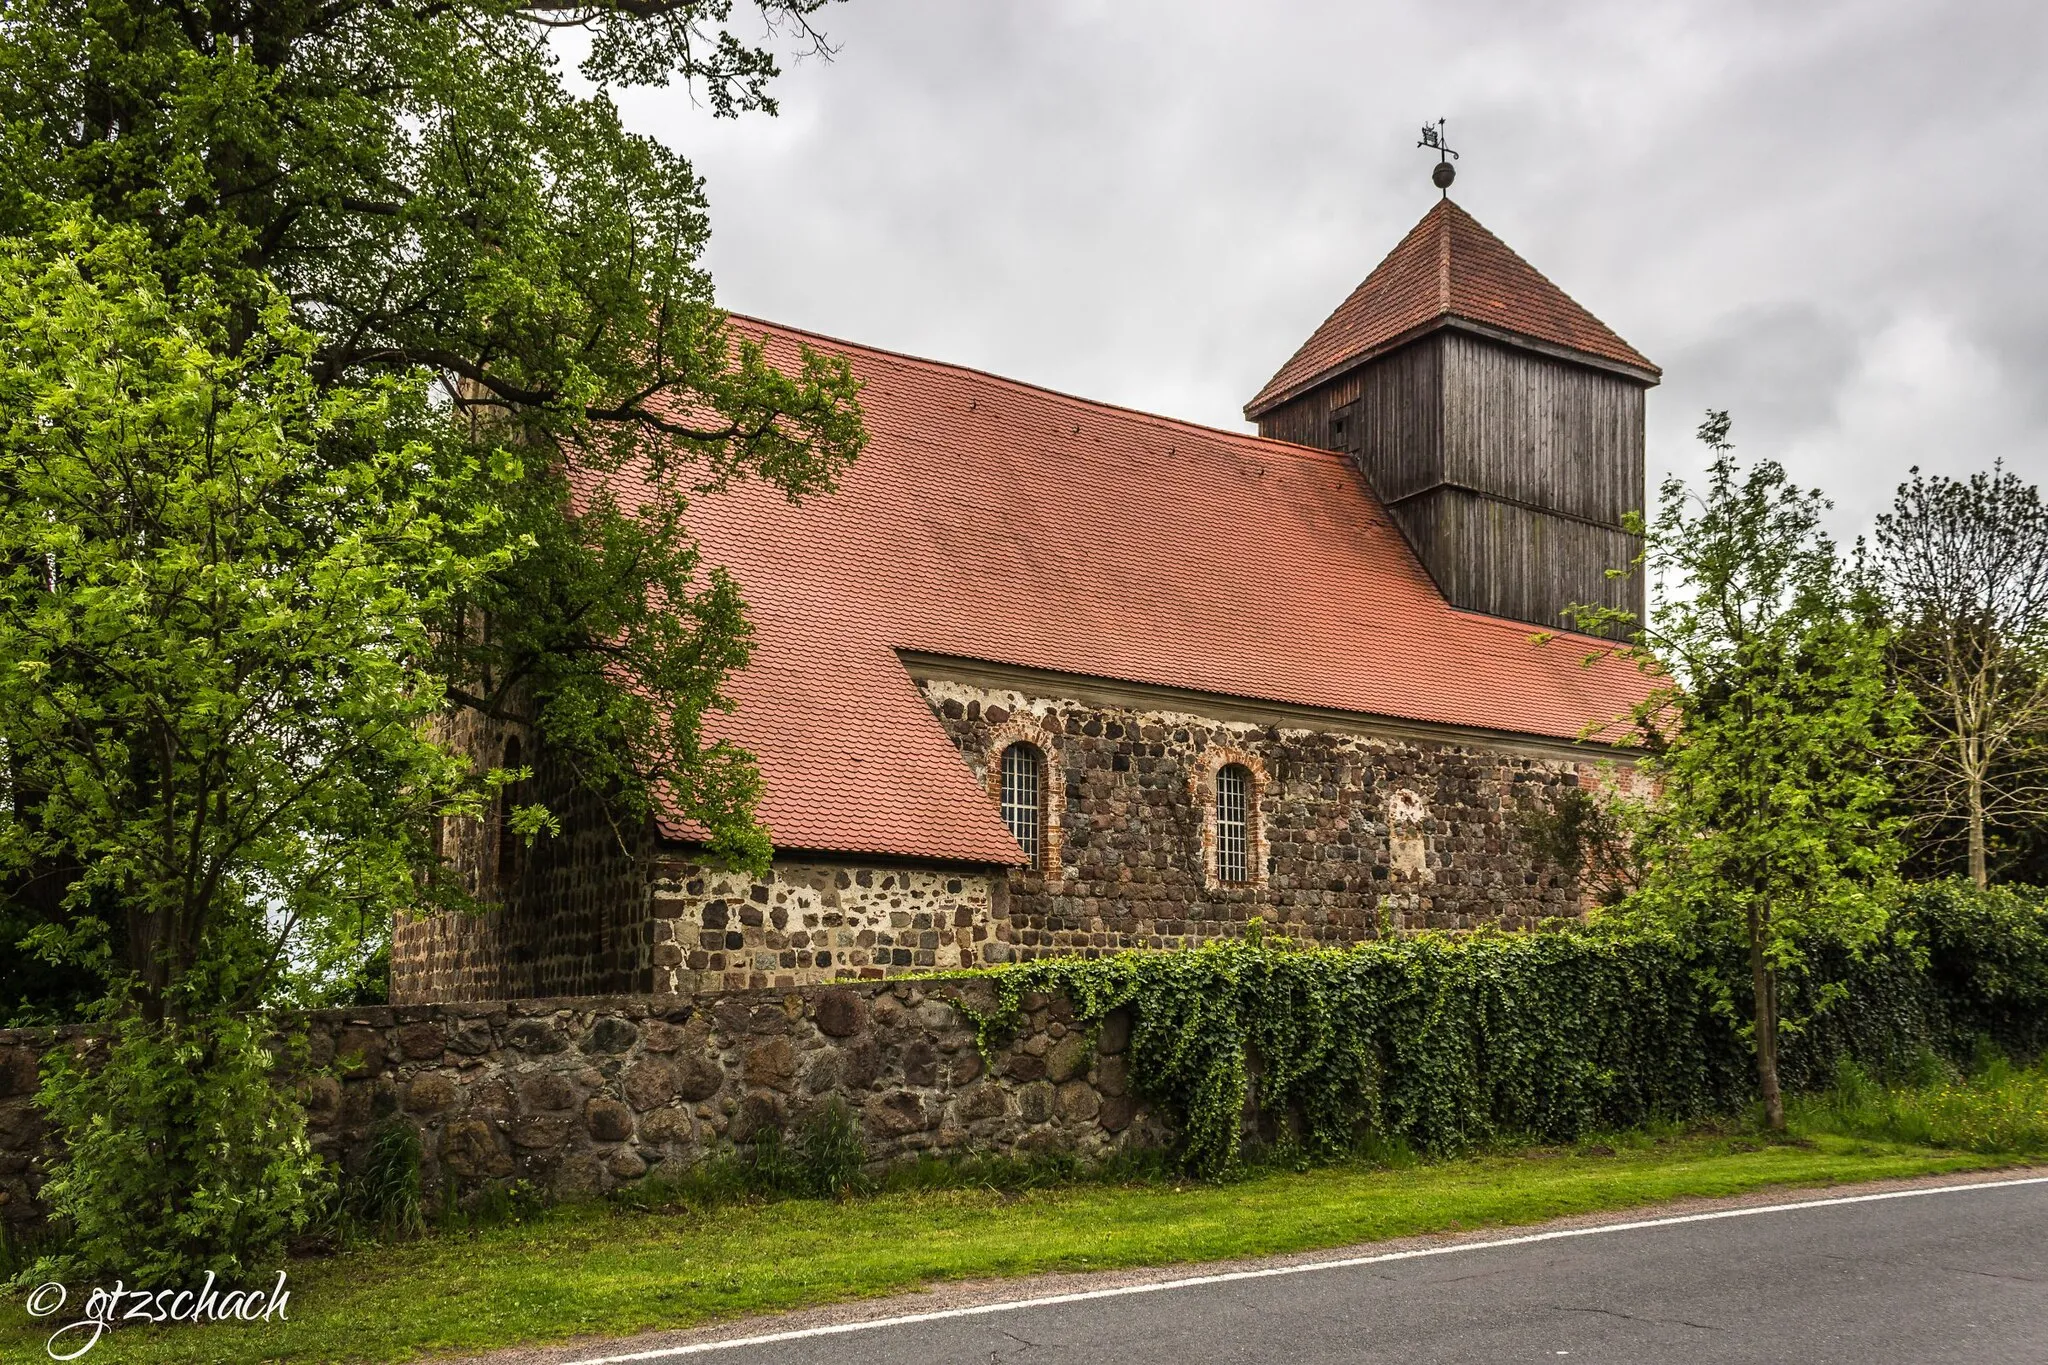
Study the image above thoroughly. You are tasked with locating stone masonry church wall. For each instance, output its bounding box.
[917,675,1605,954]
[391,710,661,1005]
[392,669,1628,1003]
[620,675,1624,995]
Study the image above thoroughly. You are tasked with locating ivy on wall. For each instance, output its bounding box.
[958,882,2048,1175]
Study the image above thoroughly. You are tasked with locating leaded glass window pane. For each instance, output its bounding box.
[1216,763,1250,883]
[1001,744,1040,860]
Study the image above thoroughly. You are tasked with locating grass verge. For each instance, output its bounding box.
[1794,1053,2048,1156]
[1,1127,2020,1365]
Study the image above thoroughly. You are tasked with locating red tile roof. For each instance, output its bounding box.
[617,318,1657,864]
[1245,200,1658,418]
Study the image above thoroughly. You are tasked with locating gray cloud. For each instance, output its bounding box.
[591,0,2048,536]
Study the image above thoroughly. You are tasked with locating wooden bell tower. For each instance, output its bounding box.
[1246,191,1658,635]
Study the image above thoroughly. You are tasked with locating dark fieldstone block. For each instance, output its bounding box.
[584,1017,639,1054]
[840,1037,881,1090]
[441,1118,513,1179]
[397,1023,445,1060]
[1098,1094,1136,1131]
[451,1020,495,1055]
[300,1075,343,1127]
[958,1084,1006,1120]
[674,1052,726,1102]
[404,1073,458,1114]
[506,1019,568,1055]
[639,1106,693,1146]
[518,1073,577,1112]
[903,1041,939,1088]
[728,1091,784,1145]
[1057,1081,1100,1122]
[814,991,864,1038]
[1017,1081,1056,1125]
[585,1098,634,1143]
[1044,1033,1091,1083]
[743,1037,795,1087]
[624,1060,677,1112]
[864,1090,930,1138]
[336,1027,385,1074]
[641,1020,687,1053]
[0,1048,37,1099]
[0,1100,46,1148]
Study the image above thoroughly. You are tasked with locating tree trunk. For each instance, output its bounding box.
[1967,764,1989,891]
[127,902,169,1024]
[1748,901,1785,1131]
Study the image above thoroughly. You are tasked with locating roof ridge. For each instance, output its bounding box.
[1436,201,1453,311]
[725,310,1360,465]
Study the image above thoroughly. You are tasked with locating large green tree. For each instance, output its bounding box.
[0,0,866,1019]
[0,216,476,1281]
[0,217,493,1024]
[1581,414,1910,1130]
[2,0,865,1281]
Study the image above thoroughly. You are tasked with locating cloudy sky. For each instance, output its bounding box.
[596,0,2047,538]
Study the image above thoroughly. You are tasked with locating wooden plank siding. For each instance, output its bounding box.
[1403,487,1641,629]
[1438,331,1644,527]
[1254,326,1648,635]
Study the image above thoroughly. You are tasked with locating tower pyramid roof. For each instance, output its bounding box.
[1245,199,1657,418]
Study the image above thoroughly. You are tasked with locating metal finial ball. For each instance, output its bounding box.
[1432,160,1456,190]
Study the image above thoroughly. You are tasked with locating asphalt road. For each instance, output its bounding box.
[565,1178,2048,1365]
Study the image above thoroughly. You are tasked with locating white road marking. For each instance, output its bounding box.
[558,1174,2048,1364]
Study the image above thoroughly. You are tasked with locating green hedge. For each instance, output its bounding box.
[1783,881,2048,1086]
[962,881,2048,1175]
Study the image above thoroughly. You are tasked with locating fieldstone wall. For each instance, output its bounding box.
[921,678,1609,953]
[0,982,1159,1227]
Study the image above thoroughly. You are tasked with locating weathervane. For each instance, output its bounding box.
[1417,118,1458,197]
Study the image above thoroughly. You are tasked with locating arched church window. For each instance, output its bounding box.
[999,742,1043,862]
[1216,763,1252,884]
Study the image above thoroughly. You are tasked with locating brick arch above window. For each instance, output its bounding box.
[983,716,1063,875]
[1191,745,1270,890]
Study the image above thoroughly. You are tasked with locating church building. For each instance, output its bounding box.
[391,197,1662,1004]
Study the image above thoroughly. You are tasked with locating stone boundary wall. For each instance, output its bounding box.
[0,983,1160,1228]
